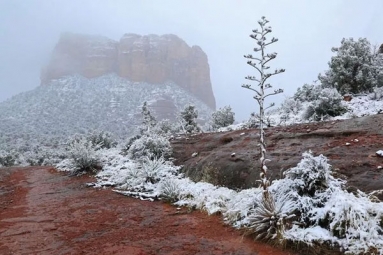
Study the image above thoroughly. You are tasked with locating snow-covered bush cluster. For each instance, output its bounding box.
[56,136,102,175]
[0,150,19,167]
[126,134,173,160]
[77,145,383,254]
[211,105,235,130]
[303,88,347,121]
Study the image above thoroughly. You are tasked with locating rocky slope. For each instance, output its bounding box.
[172,114,383,200]
[41,33,216,109]
[0,74,213,150]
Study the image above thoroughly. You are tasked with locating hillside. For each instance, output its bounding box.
[172,113,383,200]
[0,74,213,151]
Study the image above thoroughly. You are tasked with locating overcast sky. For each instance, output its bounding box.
[1,0,382,121]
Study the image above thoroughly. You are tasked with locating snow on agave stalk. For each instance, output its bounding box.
[242,16,285,193]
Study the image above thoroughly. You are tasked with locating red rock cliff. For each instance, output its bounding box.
[41,33,216,109]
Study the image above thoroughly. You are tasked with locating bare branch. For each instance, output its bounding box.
[246,61,262,75]
[242,84,261,96]
[264,88,284,99]
[265,102,275,110]
[244,54,262,62]
[245,76,261,83]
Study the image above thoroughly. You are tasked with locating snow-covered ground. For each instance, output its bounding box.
[56,146,383,254]
[217,93,383,132]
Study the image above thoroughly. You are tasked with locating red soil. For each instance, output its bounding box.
[0,167,297,255]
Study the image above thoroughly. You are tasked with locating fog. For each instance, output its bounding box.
[1,0,382,121]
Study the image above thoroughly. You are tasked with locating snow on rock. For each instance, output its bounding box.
[376,150,383,157]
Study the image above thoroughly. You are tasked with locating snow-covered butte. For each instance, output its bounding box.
[41,32,216,109]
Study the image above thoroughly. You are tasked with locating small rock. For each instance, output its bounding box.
[377,166,383,170]
[231,153,236,157]
[191,152,198,157]
[353,139,359,142]
[376,150,383,157]
[240,132,245,136]
[306,129,311,132]
[345,142,351,146]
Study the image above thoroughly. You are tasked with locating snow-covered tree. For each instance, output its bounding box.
[319,38,381,94]
[141,101,157,134]
[180,105,201,134]
[242,16,285,193]
[372,50,383,87]
[211,105,235,130]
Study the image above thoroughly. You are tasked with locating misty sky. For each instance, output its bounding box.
[1,0,382,121]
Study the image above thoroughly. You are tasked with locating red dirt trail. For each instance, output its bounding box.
[0,167,297,255]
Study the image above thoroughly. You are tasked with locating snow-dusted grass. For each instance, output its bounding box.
[54,146,383,254]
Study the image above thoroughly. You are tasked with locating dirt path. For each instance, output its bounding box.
[0,167,297,255]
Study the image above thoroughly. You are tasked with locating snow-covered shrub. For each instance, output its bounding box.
[58,136,102,175]
[22,148,62,166]
[128,134,172,160]
[247,112,258,128]
[0,150,19,167]
[271,152,383,254]
[369,86,383,100]
[319,38,379,94]
[180,105,201,134]
[159,178,182,202]
[280,98,302,115]
[293,83,322,102]
[304,88,347,121]
[95,151,181,193]
[152,119,180,136]
[247,112,275,128]
[284,152,334,197]
[275,152,344,223]
[87,131,117,149]
[175,181,235,215]
[140,156,168,184]
[246,192,296,241]
[211,105,235,130]
[123,135,141,154]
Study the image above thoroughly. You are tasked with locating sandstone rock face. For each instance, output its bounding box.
[41,33,118,83]
[42,33,216,109]
[172,114,383,200]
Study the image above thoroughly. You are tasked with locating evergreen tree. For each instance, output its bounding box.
[319,38,381,94]
[141,102,157,134]
[180,105,200,134]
